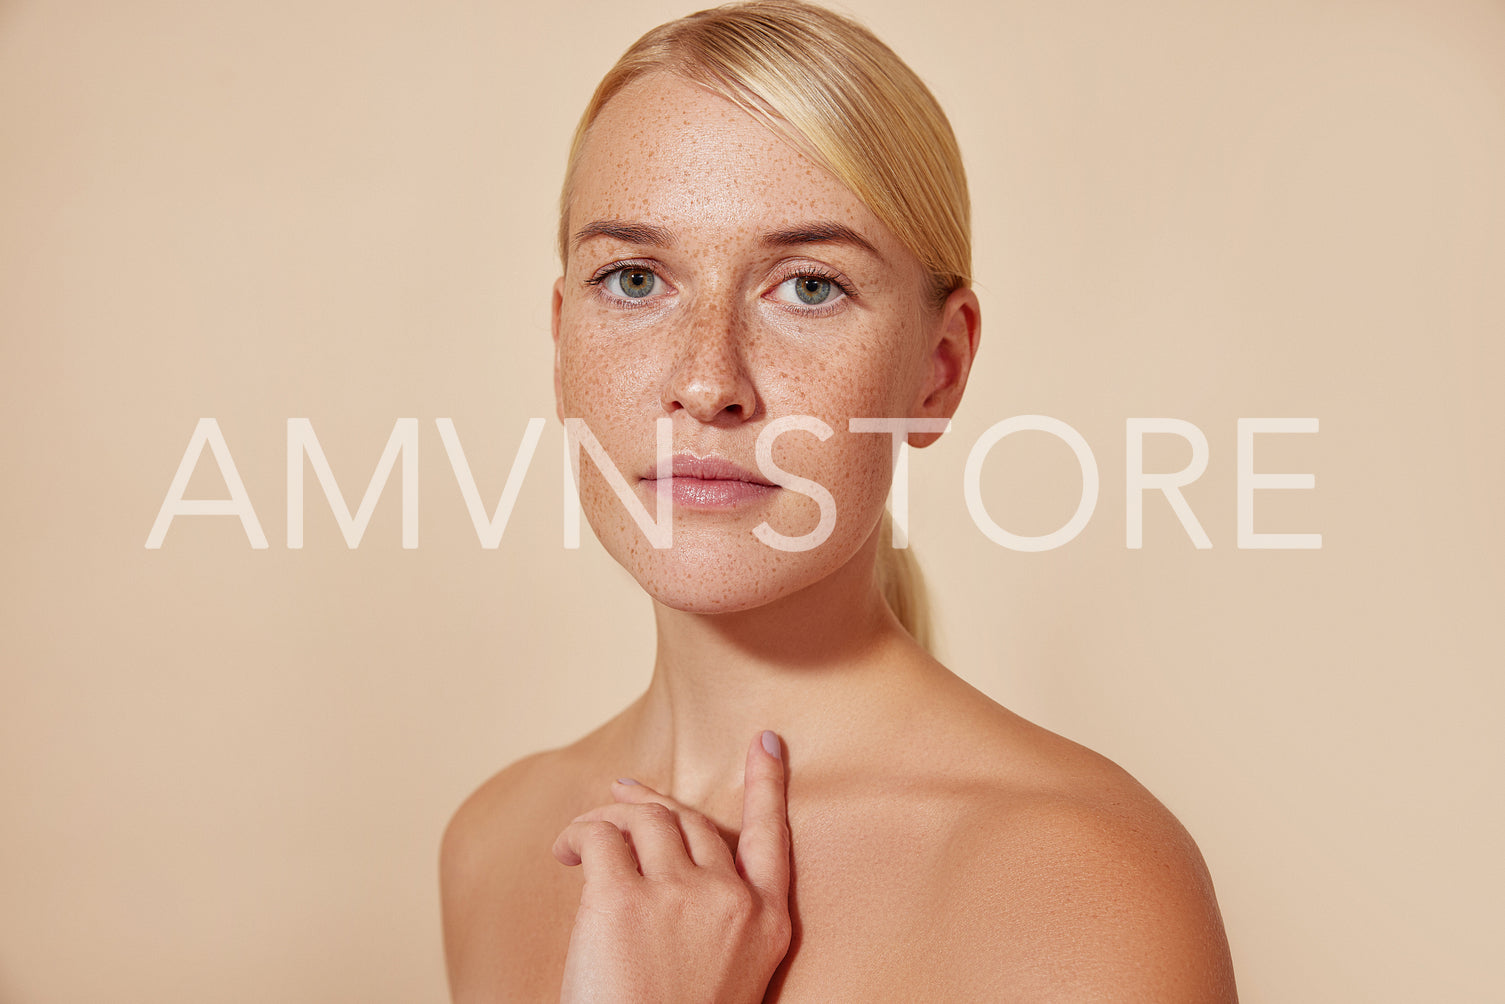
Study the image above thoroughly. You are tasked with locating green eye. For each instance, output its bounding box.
[771,274,845,308]
[794,276,832,305]
[615,269,656,298]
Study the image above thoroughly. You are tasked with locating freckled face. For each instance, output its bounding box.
[554,72,937,613]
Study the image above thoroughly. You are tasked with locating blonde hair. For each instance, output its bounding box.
[558,0,968,649]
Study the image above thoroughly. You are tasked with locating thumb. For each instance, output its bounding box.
[736,730,791,902]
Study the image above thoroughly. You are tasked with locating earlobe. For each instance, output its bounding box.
[911,287,981,446]
[552,277,566,423]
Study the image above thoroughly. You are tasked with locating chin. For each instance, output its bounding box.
[628,547,815,615]
[644,583,786,616]
[608,520,873,616]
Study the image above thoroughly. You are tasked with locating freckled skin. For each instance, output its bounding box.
[443,72,1237,1004]
[552,73,940,613]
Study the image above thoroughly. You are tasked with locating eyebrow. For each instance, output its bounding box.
[570,220,676,255]
[759,221,883,261]
[570,218,884,262]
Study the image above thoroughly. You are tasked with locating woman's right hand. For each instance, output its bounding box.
[551,730,793,1003]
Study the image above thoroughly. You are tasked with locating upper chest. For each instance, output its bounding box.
[481,800,1001,1001]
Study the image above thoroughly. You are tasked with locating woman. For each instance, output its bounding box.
[442,2,1237,999]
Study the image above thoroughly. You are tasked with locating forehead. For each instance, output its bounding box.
[569,72,894,251]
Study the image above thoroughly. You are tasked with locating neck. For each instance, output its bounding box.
[623,530,926,815]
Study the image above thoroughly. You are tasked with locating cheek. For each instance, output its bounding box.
[556,326,660,524]
[558,325,607,412]
[825,433,896,526]
[771,323,928,530]
[759,418,895,544]
[775,320,927,423]
[558,323,653,418]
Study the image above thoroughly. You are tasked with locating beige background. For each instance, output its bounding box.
[3,0,1502,1001]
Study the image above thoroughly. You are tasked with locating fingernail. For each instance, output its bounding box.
[616,777,639,785]
[761,730,782,759]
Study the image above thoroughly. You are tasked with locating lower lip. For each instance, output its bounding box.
[646,477,778,509]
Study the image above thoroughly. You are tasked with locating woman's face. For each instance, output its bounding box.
[553,72,974,614]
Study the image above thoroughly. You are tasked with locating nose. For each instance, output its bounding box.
[661,303,758,425]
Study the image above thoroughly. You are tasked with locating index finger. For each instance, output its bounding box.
[735,730,790,902]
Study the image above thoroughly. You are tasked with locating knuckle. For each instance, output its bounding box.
[679,808,717,834]
[706,878,756,921]
[637,801,675,825]
[729,881,757,912]
[583,820,619,841]
[643,872,694,909]
[762,910,793,955]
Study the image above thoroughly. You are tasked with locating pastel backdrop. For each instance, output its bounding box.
[2,1,1501,1001]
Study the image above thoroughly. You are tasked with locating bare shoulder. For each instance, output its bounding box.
[441,745,571,891]
[441,715,629,884]
[439,737,607,1003]
[920,687,1238,1001]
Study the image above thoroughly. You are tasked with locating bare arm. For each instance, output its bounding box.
[947,793,1238,1002]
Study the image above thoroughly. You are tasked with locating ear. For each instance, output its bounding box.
[551,276,566,423]
[910,286,981,448]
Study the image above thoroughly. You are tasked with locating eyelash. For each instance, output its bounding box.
[583,260,654,286]
[583,261,857,310]
[583,260,662,307]
[772,265,856,302]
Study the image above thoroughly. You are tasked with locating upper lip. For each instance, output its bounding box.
[642,453,776,486]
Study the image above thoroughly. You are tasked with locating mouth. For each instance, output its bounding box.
[641,453,779,510]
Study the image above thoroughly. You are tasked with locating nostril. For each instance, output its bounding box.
[662,345,757,423]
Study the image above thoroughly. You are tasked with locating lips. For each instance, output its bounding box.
[641,453,778,509]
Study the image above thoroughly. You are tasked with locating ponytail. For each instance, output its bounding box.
[874,510,933,653]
